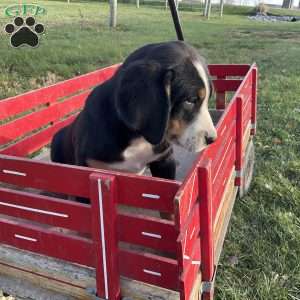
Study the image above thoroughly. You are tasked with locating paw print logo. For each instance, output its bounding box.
[4,16,45,48]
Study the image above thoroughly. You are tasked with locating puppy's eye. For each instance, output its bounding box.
[183,98,197,109]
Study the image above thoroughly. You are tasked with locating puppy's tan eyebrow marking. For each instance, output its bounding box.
[198,88,206,100]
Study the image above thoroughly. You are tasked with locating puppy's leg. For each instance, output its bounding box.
[50,127,67,163]
[149,156,176,221]
[149,155,176,180]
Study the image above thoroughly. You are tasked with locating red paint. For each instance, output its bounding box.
[119,212,177,254]
[119,249,178,290]
[0,91,89,146]
[0,187,91,234]
[90,173,120,300]
[0,65,119,121]
[251,67,258,135]
[0,218,95,267]
[235,97,243,187]
[198,160,214,282]
[0,114,78,157]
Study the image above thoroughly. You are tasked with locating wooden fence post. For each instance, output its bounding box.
[90,173,121,300]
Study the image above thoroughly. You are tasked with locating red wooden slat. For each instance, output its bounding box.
[90,173,120,300]
[0,91,89,146]
[119,249,178,291]
[215,75,226,109]
[117,176,179,213]
[203,111,234,166]
[0,65,119,121]
[0,218,95,267]
[0,154,91,198]
[251,67,258,135]
[119,212,177,254]
[179,240,201,300]
[235,97,243,187]
[208,64,250,77]
[198,160,214,283]
[212,79,242,92]
[174,170,199,230]
[212,147,236,219]
[0,114,77,157]
[243,101,252,131]
[176,202,200,271]
[0,187,91,234]
[211,120,236,180]
[0,154,179,203]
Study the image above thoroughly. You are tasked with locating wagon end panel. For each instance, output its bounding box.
[209,64,251,110]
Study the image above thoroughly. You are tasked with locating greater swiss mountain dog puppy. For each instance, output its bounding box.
[50,41,217,181]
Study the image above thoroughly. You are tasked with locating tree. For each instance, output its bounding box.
[109,0,117,27]
[282,0,293,8]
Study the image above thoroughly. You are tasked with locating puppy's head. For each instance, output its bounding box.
[115,42,217,152]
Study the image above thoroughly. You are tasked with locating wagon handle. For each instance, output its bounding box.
[167,0,184,41]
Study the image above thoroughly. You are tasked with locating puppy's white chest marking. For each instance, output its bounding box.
[87,138,167,174]
[113,137,165,173]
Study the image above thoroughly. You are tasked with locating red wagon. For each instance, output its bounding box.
[0,63,257,300]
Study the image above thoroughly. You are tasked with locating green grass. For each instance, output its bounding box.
[1,1,300,299]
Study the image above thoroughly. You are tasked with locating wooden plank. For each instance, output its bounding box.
[90,173,120,300]
[117,175,179,213]
[212,79,242,93]
[214,187,238,265]
[120,277,179,300]
[174,170,199,230]
[208,64,250,77]
[119,212,177,254]
[235,96,243,187]
[251,67,258,135]
[188,274,202,300]
[242,122,251,155]
[0,91,89,146]
[0,187,91,234]
[0,154,179,201]
[198,160,214,284]
[179,240,201,300]
[0,244,179,300]
[212,142,236,219]
[0,219,95,267]
[216,76,226,110]
[0,263,92,299]
[211,119,236,177]
[0,65,119,121]
[213,168,235,246]
[0,152,90,198]
[176,202,200,271]
[0,114,77,157]
[119,249,178,291]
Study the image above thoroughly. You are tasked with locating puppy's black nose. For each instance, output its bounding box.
[205,136,216,145]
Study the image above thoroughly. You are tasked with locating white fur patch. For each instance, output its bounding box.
[177,60,217,153]
[88,138,168,174]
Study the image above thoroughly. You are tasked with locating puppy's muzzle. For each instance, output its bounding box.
[205,134,217,145]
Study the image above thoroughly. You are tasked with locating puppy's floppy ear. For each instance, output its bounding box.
[115,61,173,145]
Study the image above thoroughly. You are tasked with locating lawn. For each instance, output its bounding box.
[0,1,300,299]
